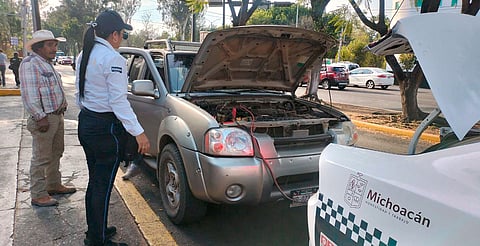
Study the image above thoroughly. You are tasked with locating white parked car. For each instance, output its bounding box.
[307,13,480,246]
[331,61,360,72]
[348,67,394,89]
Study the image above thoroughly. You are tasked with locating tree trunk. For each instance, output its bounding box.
[310,0,330,29]
[228,0,262,26]
[386,55,426,122]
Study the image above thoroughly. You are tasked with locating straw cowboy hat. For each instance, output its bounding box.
[26,30,66,52]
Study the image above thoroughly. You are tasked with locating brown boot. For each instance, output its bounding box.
[47,185,77,195]
[31,196,58,207]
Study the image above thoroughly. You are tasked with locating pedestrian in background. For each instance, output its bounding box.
[19,30,76,207]
[75,10,150,246]
[10,52,22,88]
[0,49,7,87]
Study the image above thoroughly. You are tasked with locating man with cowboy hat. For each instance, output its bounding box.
[20,29,76,207]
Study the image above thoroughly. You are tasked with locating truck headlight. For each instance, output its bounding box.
[205,128,254,156]
[328,121,358,146]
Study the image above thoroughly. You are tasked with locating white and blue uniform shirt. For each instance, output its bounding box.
[75,37,144,136]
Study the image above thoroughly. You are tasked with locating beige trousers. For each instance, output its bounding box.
[27,114,65,199]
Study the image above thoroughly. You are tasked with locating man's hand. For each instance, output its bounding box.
[37,117,49,132]
[136,133,150,155]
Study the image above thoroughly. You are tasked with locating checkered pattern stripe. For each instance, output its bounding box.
[317,193,397,246]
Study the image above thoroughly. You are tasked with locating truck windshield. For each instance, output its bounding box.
[166,53,195,92]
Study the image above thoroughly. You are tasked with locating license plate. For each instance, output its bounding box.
[290,187,318,207]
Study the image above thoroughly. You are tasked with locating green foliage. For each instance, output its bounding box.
[43,0,112,55]
[185,0,207,13]
[42,0,142,55]
[156,0,192,40]
[0,0,23,55]
[247,4,311,26]
[399,53,416,71]
[339,34,385,68]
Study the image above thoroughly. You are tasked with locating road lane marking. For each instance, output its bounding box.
[115,168,178,246]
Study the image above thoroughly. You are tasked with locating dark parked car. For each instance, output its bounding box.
[120,26,358,224]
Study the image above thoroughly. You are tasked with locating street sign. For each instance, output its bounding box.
[11,37,19,46]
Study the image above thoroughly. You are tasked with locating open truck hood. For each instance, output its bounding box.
[368,13,480,140]
[182,25,335,93]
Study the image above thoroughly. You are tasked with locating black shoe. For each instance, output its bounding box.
[104,240,128,246]
[84,239,127,246]
[122,163,141,180]
[84,226,117,245]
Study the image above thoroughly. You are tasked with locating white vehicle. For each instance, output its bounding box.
[53,51,65,65]
[307,13,480,246]
[348,67,394,89]
[331,62,359,72]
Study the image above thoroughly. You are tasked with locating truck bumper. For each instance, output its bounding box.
[188,150,320,205]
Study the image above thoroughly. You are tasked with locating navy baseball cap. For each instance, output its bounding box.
[94,10,132,35]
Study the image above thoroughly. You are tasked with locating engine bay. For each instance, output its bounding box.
[191,97,339,139]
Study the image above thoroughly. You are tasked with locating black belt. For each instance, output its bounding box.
[49,107,66,115]
[81,107,117,121]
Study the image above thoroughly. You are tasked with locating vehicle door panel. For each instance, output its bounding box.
[125,53,167,155]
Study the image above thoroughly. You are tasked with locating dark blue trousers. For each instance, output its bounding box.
[78,108,127,244]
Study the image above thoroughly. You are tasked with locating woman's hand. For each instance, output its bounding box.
[136,133,150,154]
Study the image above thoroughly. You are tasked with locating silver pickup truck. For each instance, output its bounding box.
[120,26,358,224]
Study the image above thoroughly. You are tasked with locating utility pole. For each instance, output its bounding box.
[21,0,28,56]
[31,0,41,31]
[191,13,197,42]
[295,2,299,27]
[222,0,225,29]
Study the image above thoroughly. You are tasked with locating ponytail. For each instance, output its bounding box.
[79,27,95,99]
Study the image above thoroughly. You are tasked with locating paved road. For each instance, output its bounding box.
[295,85,438,113]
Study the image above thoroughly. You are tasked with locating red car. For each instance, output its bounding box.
[58,56,73,65]
[319,65,349,90]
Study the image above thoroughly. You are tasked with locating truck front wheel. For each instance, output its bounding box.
[158,143,207,224]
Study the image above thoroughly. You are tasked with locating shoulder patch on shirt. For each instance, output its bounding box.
[111,66,123,73]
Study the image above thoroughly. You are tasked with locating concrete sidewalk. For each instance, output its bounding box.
[0,97,147,245]
[0,95,23,246]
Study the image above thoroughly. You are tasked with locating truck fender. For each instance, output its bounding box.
[157,116,213,202]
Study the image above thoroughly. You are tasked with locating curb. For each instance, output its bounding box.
[0,89,21,96]
[352,119,440,143]
[115,168,178,246]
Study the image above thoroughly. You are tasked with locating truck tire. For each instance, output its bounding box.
[158,143,207,224]
[321,80,330,90]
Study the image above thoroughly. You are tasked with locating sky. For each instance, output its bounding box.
[44,0,384,33]
[128,0,353,33]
